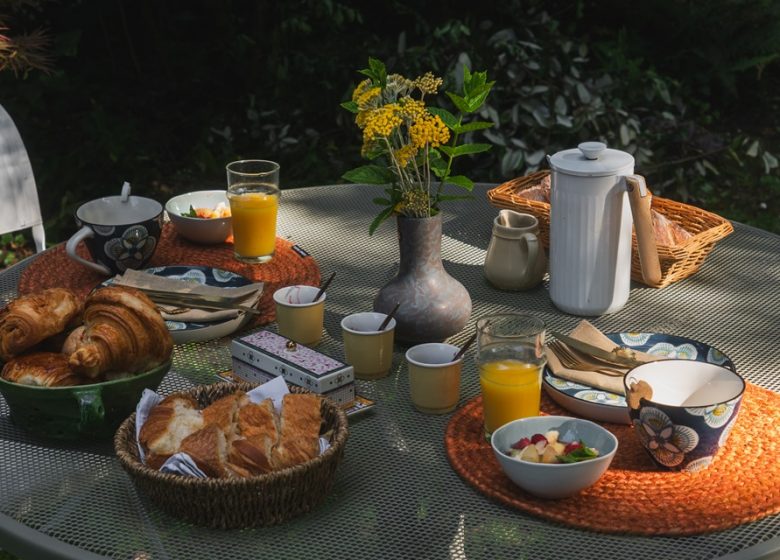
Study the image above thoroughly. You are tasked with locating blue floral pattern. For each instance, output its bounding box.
[104,225,157,272]
[544,332,735,425]
[575,390,624,407]
[646,342,698,360]
[686,398,738,428]
[634,407,699,467]
[684,456,714,473]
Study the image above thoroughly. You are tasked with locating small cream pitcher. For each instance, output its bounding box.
[484,210,547,291]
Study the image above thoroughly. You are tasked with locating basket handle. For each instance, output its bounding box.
[626,175,662,286]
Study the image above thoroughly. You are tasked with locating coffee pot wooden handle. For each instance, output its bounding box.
[626,175,662,286]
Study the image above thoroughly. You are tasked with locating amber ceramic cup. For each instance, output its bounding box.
[273,285,325,346]
[406,343,463,414]
[341,312,396,380]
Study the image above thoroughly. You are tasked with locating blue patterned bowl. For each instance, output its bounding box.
[624,360,745,472]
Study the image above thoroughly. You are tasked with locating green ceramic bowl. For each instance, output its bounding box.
[0,360,171,440]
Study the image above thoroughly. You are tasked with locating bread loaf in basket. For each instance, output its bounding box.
[114,381,348,528]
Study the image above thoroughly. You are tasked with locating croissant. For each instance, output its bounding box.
[228,398,279,476]
[0,288,83,361]
[1,352,84,387]
[65,286,173,378]
[272,393,322,470]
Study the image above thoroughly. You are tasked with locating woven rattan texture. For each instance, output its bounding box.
[446,386,780,535]
[0,184,779,560]
[17,222,321,326]
[486,171,734,287]
[114,382,348,529]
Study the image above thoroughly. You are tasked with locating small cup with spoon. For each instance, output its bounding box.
[405,332,476,414]
[340,303,398,380]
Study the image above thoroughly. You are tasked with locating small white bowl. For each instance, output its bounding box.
[490,415,618,499]
[165,190,232,244]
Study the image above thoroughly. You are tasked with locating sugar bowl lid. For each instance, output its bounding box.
[548,142,634,177]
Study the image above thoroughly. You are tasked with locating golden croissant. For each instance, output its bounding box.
[65,286,173,378]
[0,288,83,361]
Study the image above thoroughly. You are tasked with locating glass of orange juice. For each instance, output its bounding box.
[226,159,280,263]
[476,314,546,439]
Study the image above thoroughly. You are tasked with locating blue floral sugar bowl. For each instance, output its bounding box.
[624,359,745,472]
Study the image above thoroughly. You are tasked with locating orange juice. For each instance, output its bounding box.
[228,184,279,261]
[479,359,542,435]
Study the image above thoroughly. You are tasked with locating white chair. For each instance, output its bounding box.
[0,103,46,252]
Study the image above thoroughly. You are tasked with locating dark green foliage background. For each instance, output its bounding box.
[2,0,779,246]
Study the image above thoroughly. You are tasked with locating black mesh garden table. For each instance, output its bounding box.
[0,183,778,560]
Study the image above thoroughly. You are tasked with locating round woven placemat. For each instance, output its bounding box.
[445,384,780,535]
[18,223,320,326]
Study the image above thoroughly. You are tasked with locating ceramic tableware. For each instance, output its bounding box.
[484,209,547,291]
[405,342,462,414]
[0,360,170,440]
[490,415,618,499]
[625,359,745,472]
[273,285,325,346]
[341,311,395,380]
[104,265,256,344]
[166,190,232,244]
[543,332,735,425]
[66,182,163,276]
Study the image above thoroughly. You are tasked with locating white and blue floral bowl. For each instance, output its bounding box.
[624,359,745,472]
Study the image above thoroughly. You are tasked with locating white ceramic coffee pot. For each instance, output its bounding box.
[547,142,659,315]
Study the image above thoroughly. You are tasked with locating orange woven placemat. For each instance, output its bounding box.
[18,223,320,326]
[445,384,780,535]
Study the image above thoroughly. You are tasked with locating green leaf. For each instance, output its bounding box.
[340,100,359,113]
[445,91,471,114]
[372,197,391,205]
[427,107,458,129]
[557,443,599,464]
[453,121,493,134]
[342,165,394,184]
[445,175,474,190]
[465,87,494,113]
[364,56,387,87]
[368,205,395,236]
[429,149,448,178]
[439,143,492,157]
[182,205,198,217]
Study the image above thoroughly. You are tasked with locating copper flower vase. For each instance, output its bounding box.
[373,214,471,344]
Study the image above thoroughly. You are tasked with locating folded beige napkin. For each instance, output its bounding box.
[546,320,658,395]
[112,269,264,323]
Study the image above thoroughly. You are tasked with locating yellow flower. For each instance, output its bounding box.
[393,144,418,168]
[398,97,426,121]
[357,86,381,110]
[413,72,443,95]
[351,79,372,102]
[363,104,403,141]
[409,113,450,149]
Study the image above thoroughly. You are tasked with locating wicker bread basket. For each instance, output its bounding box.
[487,170,734,288]
[114,382,348,529]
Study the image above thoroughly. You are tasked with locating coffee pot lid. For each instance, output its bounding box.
[548,141,634,177]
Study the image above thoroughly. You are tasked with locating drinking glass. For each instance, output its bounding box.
[226,160,280,263]
[476,313,546,439]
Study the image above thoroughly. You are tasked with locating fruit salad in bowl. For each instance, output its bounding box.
[166,190,233,244]
[490,415,618,499]
[506,429,600,464]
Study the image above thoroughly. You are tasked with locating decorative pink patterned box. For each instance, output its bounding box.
[230,329,354,393]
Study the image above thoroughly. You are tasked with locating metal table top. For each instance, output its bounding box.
[1,183,778,560]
